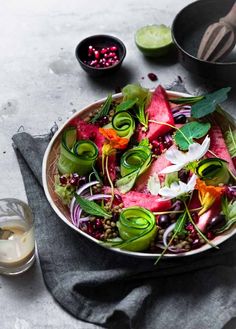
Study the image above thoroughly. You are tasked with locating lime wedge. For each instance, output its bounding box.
[135,24,173,57]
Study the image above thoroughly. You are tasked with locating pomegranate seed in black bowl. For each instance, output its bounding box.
[75,35,126,77]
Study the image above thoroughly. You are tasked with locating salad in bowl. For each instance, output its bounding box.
[43,83,236,259]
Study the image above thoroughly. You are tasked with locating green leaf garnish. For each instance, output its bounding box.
[174,212,187,236]
[216,197,236,234]
[116,99,137,112]
[116,170,139,194]
[76,195,112,218]
[191,87,231,119]
[225,126,236,158]
[122,84,151,128]
[90,94,112,123]
[169,95,204,105]
[174,121,211,150]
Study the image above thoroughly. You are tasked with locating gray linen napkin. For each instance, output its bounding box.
[12,131,236,329]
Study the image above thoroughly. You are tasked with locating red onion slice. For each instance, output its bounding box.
[70,181,100,216]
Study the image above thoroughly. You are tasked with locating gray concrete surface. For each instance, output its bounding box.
[0,0,235,328]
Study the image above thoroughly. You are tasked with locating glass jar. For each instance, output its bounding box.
[0,198,35,275]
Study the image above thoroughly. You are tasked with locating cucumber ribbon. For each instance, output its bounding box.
[114,207,157,251]
[116,143,152,193]
[58,126,98,175]
[112,111,135,139]
[196,157,230,186]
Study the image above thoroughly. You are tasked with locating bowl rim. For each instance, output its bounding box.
[75,34,127,71]
[42,89,236,259]
[171,0,236,66]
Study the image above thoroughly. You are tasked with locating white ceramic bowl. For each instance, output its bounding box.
[42,90,236,258]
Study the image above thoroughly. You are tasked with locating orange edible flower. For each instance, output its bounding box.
[196,178,225,215]
[99,128,128,150]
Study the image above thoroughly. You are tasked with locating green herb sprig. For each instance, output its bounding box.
[76,195,112,218]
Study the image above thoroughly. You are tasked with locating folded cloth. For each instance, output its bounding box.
[12,131,236,329]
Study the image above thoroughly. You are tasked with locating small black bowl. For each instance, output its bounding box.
[75,34,126,77]
[172,0,236,83]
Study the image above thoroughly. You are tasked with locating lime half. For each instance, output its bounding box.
[135,24,173,57]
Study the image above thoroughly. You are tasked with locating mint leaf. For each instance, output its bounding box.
[191,87,231,119]
[76,196,112,218]
[169,95,204,105]
[174,121,211,150]
[116,99,137,112]
[225,126,236,158]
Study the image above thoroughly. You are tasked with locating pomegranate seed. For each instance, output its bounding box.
[159,143,165,153]
[148,72,158,81]
[101,48,107,54]
[108,52,116,58]
[88,45,93,56]
[153,146,161,156]
[93,232,102,240]
[191,212,199,224]
[152,140,159,147]
[110,46,117,51]
[113,194,123,205]
[186,224,194,231]
[59,175,67,185]
[94,50,100,59]
[207,232,215,240]
[70,178,77,185]
[95,219,103,229]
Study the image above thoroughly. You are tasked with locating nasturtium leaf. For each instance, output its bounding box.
[174,121,211,150]
[191,87,231,119]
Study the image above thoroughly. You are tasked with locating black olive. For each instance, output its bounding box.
[174,114,187,124]
[157,214,171,229]
[206,214,226,231]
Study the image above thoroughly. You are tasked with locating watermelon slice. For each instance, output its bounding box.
[69,118,105,155]
[135,152,171,193]
[207,125,236,174]
[137,85,174,141]
[104,187,171,212]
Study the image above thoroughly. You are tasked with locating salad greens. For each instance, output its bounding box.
[122,84,151,128]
